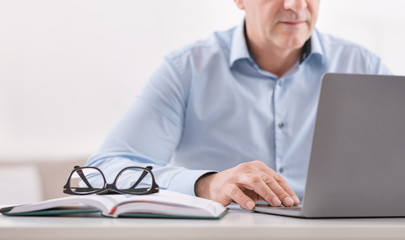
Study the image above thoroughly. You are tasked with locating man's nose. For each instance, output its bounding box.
[283,0,307,12]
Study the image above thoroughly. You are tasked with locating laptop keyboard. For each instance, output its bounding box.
[255,204,303,212]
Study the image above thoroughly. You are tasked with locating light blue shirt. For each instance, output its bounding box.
[87,21,391,200]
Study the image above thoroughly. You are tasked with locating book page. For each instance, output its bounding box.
[107,190,226,217]
[5,195,118,216]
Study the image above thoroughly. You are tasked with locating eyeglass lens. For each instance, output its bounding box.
[116,168,153,194]
[69,168,105,194]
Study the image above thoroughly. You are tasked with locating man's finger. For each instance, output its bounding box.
[267,179,296,207]
[271,174,300,206]
[224,183,256,209]
[256,163,300,206]
[237,174,281,207]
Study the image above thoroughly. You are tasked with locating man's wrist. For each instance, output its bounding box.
[194,172,217,198]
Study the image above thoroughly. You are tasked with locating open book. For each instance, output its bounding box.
[0,190,228,219]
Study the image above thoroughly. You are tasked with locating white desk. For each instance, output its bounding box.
[1,206,405,240]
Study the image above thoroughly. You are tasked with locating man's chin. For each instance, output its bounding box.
[272,27,311,49]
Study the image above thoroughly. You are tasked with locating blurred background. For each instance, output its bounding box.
[0,0,404,204]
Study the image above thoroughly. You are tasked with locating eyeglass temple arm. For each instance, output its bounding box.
[129,166,153,189]
[74,166,95,190]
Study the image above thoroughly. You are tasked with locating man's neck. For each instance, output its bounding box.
[251,44,302,77]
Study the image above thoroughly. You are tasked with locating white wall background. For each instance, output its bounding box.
[1,0,404,162]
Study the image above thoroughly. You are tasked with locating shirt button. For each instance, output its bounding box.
[278,81,283,86]
[279,168,284,174]
[278,123,285,129]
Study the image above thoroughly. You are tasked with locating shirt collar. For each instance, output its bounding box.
[299,38,311,64]
[229,20,251,67]
[229,20,325,67]
[307,29,325,64]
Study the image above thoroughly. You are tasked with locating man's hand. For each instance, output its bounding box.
[195,160,300,210]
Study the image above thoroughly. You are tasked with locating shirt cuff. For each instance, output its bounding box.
[168,169,216,196]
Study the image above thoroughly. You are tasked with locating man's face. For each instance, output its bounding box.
[235,0,320,51]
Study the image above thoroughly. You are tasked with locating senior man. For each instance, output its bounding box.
[86,0,391,210]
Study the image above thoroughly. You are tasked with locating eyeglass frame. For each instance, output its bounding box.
[63,165,159,195]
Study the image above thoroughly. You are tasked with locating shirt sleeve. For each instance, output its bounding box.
[86,56,214,196]
[365,50,392,75]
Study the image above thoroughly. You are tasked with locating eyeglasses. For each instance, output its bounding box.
[63,165,159,195]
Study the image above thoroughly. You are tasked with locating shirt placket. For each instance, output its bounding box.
[272,63,300,175]
[273,76,285,175]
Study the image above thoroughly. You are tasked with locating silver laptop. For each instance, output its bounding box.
[254,73,405,218]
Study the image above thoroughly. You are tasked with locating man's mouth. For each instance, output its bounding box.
[279,20,306,26]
